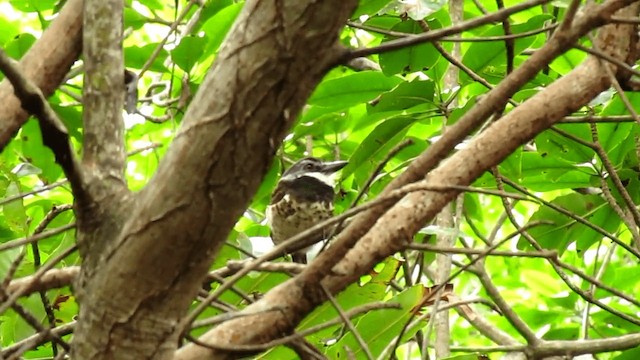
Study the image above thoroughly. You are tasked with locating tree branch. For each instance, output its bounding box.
[71,1,359,359]
[0,50,87,203]
[345,0,552,60]
[81,0,127,192]
[0,0,83,150]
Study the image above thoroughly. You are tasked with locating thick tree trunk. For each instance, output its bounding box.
[70,1,357,359]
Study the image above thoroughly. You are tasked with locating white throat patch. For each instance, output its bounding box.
[281,171,336,187]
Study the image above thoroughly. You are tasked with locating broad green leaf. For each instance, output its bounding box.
[597,265,640,301]
[124,7,149,30]
[352,0,392,19]
[518,193,616,255]
[535,125,594,163]
[9,0,56,12]
[442,355,490,360]
[308,71,402,109]
[520,269,563,296]
[300,280,388,339]
[0,17,20,46]
[139,0,164,11]
[542,325,580,340]
[379,19,440,76]
[461,15,552,84]
[20,120,63,183]
[614,346,640,360]
[193,0,235,34]
[518,152,593,191]
[172,35,207,73]
[549,48,587,76]
[342,116,416,180]
[368,79,435,113]
[571,204,621,253]
[599,95,640,165]
[327,285,424,358]
[4,33,36,59]
[52,104,83,143]
[125,43,169,72]
[200,3,243,57]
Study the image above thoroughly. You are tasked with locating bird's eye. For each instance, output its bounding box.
[304,163,313,170]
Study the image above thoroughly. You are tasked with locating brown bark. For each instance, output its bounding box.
[0,0,83,150]
[70,1,357,359]
[175,2,639,359]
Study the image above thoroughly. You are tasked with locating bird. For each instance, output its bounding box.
[266,157,348,263]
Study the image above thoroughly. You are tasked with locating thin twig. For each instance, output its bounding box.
[0,245,77,316]
[0,224,76,252]
[322,284,373,360]
[186,302,400,352]
[346,0,552,59]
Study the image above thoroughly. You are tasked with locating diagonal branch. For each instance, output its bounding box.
[0,0,83,150]
[0,50,87,204]
[345,0,552,60]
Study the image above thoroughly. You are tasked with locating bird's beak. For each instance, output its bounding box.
[321,160,348,174]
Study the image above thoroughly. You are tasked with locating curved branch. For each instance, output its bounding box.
[0,0,83,150]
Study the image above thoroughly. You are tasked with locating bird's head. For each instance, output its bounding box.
[280,157,348,188]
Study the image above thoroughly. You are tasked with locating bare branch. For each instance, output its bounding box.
[0,0,83,150]
[7,267,79,295]
[346,0,552,59]
[0,50,87,202]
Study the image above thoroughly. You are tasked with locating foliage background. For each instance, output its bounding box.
[0,0,639,359]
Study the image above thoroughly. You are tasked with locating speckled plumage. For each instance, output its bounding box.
[266,158,347,263]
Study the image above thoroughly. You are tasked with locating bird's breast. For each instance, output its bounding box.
[266,194,334,244]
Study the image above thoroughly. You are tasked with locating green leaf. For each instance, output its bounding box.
[369,79,435,113]
[520,269,563,296]
[9,0,56,12]
[542,325,580,340]
[379,19,440,75]
[549,48,587,75]
[20,120,62,183]
[327,285,424,358]
[124,7,150,30]
[0,17,20,46]
[52,104,83,143]
[172,35,207,73]
[571,204,621,253]
[517,152,593,191]
[4,33,36,59]
[535,125,593,163]
[192,0,234,34]
[614,346,640,360]
[598,96,640,165]
[342,116,416,180]
[3,182,28,234]
[351,0,392,19]
[125,43,169,72]
[441,355,489,360]
[461,15,552,84]
[518,193,617,255]
[200,3,243,57]
[308,71,402,109]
